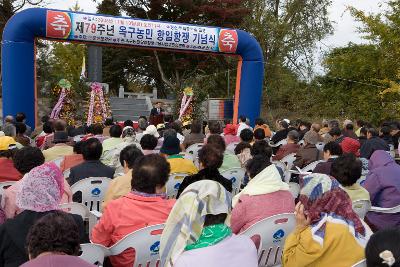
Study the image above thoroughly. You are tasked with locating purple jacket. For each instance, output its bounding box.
[364,150,400,230]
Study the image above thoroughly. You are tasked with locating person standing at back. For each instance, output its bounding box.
[68,138,115,186]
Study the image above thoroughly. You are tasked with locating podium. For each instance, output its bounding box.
[150,114,164,126]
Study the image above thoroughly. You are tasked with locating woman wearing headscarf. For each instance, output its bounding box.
[0,162,87,267]
[230,155,294,234]
[4,147,72,219]
[160,180,258,267]
[282,174,371,267]
[364,150,400,231]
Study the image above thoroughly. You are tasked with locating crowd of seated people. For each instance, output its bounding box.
[0,113,400,267]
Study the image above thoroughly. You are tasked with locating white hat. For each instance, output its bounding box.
[143,125,160,138]
[283,119,290,124]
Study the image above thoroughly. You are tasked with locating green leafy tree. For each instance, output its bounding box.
[240,0,333,117]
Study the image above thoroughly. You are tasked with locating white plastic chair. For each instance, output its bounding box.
[109,224,165,267]
[269,139,287,148]
[316,142,325,152]
[370,204,400,213]
[280,153,296,171]
[51,156,64,168]
[186,143,204,158]
[63,168,71,178]
[302,160,324,173]
[241,213,296,267]
[271,161,290,183]
[166,173,189,199]
[0,181,15,207]
[71,177,112,212]
[221,167,245,195]
[179,152,194,162]
[352,200,371,219]
[226,142,240,154]
[288,182,300,199]
[60,202,101,238]
[80,243,110,266]
[389,144,395,158]
[352,259,367,267]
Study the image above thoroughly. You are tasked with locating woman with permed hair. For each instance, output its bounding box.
[21,211,93,267]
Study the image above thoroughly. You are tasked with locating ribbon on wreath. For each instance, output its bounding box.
[87,82,108,126]
[179,87,194,120]
[50,79,71,120]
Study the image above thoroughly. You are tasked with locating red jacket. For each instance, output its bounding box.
[0,158,22,182]
[91,192,175,267]
[273,143,300,161]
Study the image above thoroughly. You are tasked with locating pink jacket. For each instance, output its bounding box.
[91,192,175,267]
[4,179,72,219]
[231,190,295,234]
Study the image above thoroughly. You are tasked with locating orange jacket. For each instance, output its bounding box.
[91,192,175,267]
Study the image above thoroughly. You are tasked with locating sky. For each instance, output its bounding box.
[42,0,386,71]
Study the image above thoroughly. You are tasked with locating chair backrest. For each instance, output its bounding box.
[269,139,287,148]
[0,181,15,207]
[186,143,204,158]
[63,168,71,179]
[280,153,297,170]
[389,144,395,158]
[179,152,194,162]
[71,177,112,212]
[302,160,324,173]
[288,182,300,199]
[352,259,367,267]
[166,173,189,199]
[51,156,64,168]
[226,142,240,154]
[241,213,296,267]
[109,224,164,267]
[352,200,371,219]
[60,202,89,219]
[316,142,325,151]
[370,204,400,214]
[220,167,245,195]
[80,243,110,266]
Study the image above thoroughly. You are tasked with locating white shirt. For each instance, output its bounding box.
[174,234,258,267]
[236,122,252,136]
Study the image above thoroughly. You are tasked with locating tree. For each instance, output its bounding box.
[350,1,400,103]
[240,0,333,116]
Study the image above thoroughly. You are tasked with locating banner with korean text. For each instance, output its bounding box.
[46,10,239,54]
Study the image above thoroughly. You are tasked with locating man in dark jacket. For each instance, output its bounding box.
[313,142,343,175]
[360,128,389,159]
[271,120,290,144]
[68,138,115,186]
